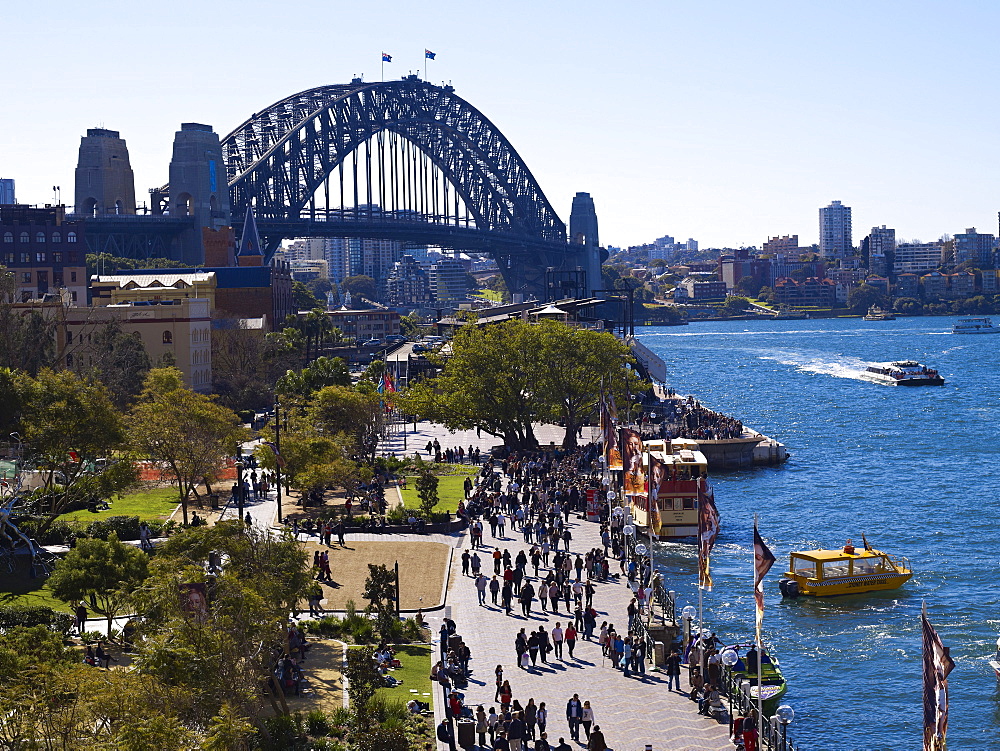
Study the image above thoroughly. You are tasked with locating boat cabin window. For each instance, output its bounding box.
[682,497,695,510]
[852,557,880,575]
[821,561,851,578]
[791,557,816,578]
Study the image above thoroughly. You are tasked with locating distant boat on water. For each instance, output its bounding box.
[864,305,895,321]
[952,317,999,334]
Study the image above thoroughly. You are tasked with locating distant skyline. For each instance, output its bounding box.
[3,0,999,250]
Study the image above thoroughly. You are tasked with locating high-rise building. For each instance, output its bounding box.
[0,204,87,304]
[894,242,944,274]
[762,235,799,255]
[0,179,15,205]
[386,254,431,306]
[74,129,136,216]
[428,257,469,302]
[862,226,895,275]
[954,227,996,269]
[819,200,853,259]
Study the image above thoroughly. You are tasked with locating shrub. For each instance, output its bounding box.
[350,619,375,643]
[86,515,140,541]
[0,605,74,635]
[402,618,424,642]
[351,727,408,751]
[306,709,330,736]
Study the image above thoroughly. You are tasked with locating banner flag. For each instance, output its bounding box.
[922,601,955,751]
[647,453,664,537]
[753,516,775,642]
[697,478,720,590]
[620,428,644,496]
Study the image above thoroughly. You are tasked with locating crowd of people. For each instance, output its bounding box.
[654,397,746,441]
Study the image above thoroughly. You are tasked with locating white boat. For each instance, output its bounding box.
[860,361,944,387]
[864,305,896,321]
[952,317,999,334]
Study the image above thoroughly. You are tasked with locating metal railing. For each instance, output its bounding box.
[719,664,800,751]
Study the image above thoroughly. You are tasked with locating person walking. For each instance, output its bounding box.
[586,725,608,751]
[565,694,583,742]
[475,705,489,747]
[490,575,501,605]
[580,701,594,740]
[494,665,505,701]
[476,573,489,605]
[462,550,471,576]
[536,702,548,737]
[551,622,564,659]
[565,623,578,658]
[666,647,681,690]
[524,698,538,741]
[519,580,534,617]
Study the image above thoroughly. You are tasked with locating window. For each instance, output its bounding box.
[3,232,11,243]
[36,253,46,263]
[682,497,695,510]
[3,253,11,264]
[792,558,816,578]
[53,252,62,263]
[36,232,45,243]
[67,232,77,243]
[19,253,29,264]
[51,232,61,244]
[70,272,77,283]
[21,272,31,283]
[71,291,77,302]
[162,331,173,344]
[19,232,28,243]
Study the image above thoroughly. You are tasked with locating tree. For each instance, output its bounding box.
[309,384,383,450]
[363,563,399,640]
[893,297,923,315]
[15,368,134,531]
[256,415,358,499]
[720,296,752,317]
[49,533,149,636]
[341,275,378,303]
[735,275,763,297]
[403,319,643,449]
[134,522,310,731]
[292,280,320,311]
[532,320,646,448]
[88,319,151,409]
[847,284,888,315]
[275,356,351,402]
[343,646,383,725]
[129,368,247,525]
[0,267,56,375]
[402,319,545,448]
[415,467,439,517]
[212,317,289,413]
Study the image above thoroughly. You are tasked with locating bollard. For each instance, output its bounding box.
[645,745,653,751]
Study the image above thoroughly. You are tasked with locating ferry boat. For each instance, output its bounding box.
[863,305,896,321]
[778,537,912,597]
[952,317,999,334]
[722,643,788,715]
[628,438,707,539]
[860,361,944,386]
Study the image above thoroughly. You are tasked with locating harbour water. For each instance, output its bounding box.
[638,317,1000,751]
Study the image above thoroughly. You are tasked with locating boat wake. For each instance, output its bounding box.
[759,350,876,381]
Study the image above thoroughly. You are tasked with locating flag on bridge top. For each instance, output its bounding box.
[382,52,392,62]
[425,49,436,60]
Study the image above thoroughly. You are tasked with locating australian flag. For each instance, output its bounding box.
[425,49,436,60]
[382,52,392,62]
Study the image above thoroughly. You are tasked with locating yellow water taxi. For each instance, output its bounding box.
[778,538,912,597]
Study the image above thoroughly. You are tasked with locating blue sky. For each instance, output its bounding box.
[3,0,998,249]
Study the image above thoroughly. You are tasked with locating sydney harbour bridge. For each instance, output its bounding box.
[80,77,604,300]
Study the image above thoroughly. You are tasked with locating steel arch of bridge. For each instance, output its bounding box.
[222,79,590,296]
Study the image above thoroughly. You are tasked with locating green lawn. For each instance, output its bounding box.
[0,566,68,611]
[377,644,434,707]
[400,469,476,513]
[61,486,180,522]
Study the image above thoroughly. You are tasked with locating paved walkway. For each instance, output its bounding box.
[426,507,730,750]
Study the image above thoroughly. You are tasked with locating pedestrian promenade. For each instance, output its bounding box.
[426,511,731,751]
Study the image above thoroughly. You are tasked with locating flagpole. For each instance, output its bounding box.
[755,513,764,746]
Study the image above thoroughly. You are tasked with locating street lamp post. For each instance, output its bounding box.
[720,649,739,733]
[235,458,245,523]
[775,704,794,751]
[274,401,283,523]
